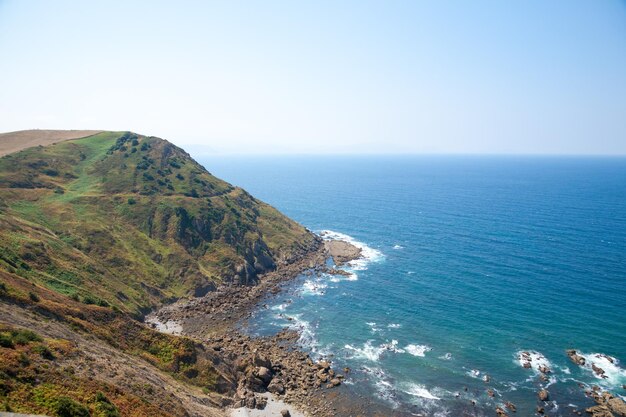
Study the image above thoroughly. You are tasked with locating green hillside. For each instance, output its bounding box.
[0,131,318,315]
[0,131,321,415]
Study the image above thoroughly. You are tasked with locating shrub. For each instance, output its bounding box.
[0,282,7,293]
[28,292,40,302]
[33,344,55,360]
[82,295,96,305]
[127,198,136,205]
[94,392,120,417]
[12,329,42,345]
[55,397,90,417]
[0,334,14,348]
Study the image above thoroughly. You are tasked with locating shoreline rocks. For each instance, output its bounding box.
[323,240,362,266]
[567,349,586,366]
[145,238,368,417]
[586,391,626,417]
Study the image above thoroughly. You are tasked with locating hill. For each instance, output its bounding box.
[0,130,321,416]
[0,130,319,314]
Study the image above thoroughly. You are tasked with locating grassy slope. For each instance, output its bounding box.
[0,131,317,314]
[0,131,319,415]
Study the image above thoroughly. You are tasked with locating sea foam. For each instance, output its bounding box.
[577,352,626,386]
[404,383,442,400]
[405,344,432,357]
[516,350,552,374]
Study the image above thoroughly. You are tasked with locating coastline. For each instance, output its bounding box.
[146,235,399,417]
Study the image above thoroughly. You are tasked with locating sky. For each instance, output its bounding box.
[0,1,625,155]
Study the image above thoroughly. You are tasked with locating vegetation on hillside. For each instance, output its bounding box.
[0,131,318,415]
[0,131,317,314]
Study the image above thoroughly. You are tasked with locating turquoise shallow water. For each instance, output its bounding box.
[200,155,626,416]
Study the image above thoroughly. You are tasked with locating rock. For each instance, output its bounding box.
[245,394,256,409]
[586,405,615,417]
[567,349,586,366]
[538,389,550,401]
[323,240,362,265]
[505,401,517,412]
[267,379,285,395]
[280,410,291,417]
[328,378,341,387]
[246,375,266,392]
[607,396,626,416]
[593,364,607,379]
[536,406,545,414]
[255,395,267,410]
[317,360,331,371]
[487,389,495,397]
[538,365,551,374]
[496,406,509,417]
[255,366,273,384]
[253,354,272,369]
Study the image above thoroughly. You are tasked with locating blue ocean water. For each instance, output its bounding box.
[199,155,626,416]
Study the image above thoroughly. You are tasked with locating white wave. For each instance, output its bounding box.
[319,229,385,271]
[328,272,358,282]
[405,344,432,357]
[577,352,626,386]
[271,302,290,311]
[345,341,385,362]
[300,279,327,296]
[467,369,481,379]
[387,323,401,329]
[361,366,400,408]
[344,339,407,361]
[393,244,404,250]
[439,352,453,360]
[366,322,380,333]
[284,314,319,352]
[516,350,552,374]
[382,340,405,354]
[404,383,441,400]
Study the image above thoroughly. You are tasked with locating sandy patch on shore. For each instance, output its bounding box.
[229,393,305,417]
[144,315,183,335]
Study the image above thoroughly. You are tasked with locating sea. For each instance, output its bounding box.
[198,155,626,416]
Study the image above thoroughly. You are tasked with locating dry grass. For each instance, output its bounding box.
[0,130,102,156]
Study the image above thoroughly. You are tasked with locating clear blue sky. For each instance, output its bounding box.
[1,1,625,154]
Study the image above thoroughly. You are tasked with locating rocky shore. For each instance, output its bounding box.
[145,237,389,417]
